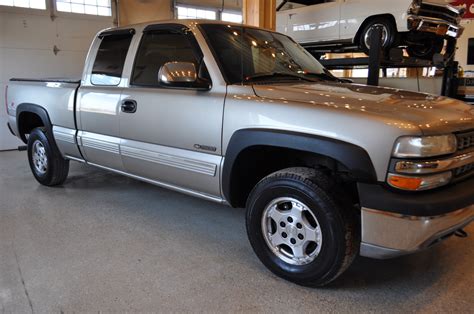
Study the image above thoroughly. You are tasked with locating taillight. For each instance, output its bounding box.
[4,85,8,114]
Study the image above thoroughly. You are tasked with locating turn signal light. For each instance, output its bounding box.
[388,175,422,190]
[387,172,452,191]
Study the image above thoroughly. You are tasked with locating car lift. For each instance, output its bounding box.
[307,26,459,98]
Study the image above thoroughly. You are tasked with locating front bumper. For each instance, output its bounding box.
[408,15,463,38]
[360,205,473,259]
[358,176,474,259]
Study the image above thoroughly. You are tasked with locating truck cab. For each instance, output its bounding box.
[5,20,474,287]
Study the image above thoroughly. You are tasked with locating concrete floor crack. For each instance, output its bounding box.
[12,244,34,314]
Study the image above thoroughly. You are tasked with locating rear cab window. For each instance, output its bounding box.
[91,29,135,86]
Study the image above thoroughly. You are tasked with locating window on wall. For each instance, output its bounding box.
[176,6,216,20]
[468,38,474,65]
[56,0,112,16]
[221,11,242,23]
[0,0,46,9]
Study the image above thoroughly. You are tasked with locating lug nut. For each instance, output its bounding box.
[282,232,287,238]
[290,238,296,244]
[296,223,302,229]
[280,222,286,228]
[298,234,304,240]
[287,217,293,223]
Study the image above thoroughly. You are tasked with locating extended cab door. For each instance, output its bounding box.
[284,0,341,44]
[118,24,225,199]
[77,29,134,170]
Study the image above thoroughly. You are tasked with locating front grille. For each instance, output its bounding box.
[453,163,474,178]
[456,130,474,151]
[418,3,460,25]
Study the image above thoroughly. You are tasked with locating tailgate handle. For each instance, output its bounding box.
[121,99,137,113]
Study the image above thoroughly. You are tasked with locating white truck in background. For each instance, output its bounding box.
[276,0,465,59]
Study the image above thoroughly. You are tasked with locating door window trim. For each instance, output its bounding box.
[129,23,211,89]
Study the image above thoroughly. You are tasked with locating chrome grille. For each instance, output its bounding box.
[418,3,460,25]
[454,163,474,178]
[456,130,474,151]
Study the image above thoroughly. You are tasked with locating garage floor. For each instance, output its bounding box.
[0,150,473,312]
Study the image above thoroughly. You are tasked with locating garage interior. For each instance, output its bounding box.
[1,0,473,312]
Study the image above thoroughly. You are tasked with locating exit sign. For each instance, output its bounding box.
[451,0,474,19]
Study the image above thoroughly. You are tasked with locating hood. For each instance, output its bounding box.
[252,82,474,135]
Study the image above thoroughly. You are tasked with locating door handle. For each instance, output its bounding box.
[121,99,137,113]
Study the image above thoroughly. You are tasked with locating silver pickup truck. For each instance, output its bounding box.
[5,20,474,287]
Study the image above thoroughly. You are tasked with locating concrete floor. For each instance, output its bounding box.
[0,150,473,313]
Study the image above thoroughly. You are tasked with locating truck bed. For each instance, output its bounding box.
[6,78,81,155]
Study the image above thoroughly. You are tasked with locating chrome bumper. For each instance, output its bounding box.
[408,15,464,38]
[360,205,474,259]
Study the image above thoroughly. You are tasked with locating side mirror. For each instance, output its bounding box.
[158,61,211,90]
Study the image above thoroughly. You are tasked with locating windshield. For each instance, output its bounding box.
[199,24,332,84]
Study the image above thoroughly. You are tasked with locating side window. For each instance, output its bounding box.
[91,34,133,86]
[131,31,203,87]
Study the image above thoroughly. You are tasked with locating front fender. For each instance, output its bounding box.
[222,129,377,205]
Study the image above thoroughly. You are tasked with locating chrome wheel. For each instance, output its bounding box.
[261,197,323,266]
[364,23,388,49]
[32,140,48,174]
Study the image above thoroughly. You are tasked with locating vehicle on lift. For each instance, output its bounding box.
[5,20,474,287]
[276,0,465,60]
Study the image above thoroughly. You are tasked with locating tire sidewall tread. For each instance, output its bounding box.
[246,167,359,287]
[27,127,69,186]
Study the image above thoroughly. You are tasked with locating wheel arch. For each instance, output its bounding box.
[222,129,377,208]
[16,103,53,143]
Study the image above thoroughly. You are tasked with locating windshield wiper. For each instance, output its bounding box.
[303,71,341,82]
[244,72,316,83]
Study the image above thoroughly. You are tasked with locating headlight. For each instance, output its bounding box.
[392,135,457,158]
[408,0,421,14]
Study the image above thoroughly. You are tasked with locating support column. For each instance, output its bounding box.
[117,0,173,26]
[243,0,276,30]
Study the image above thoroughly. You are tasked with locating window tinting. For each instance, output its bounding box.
[200,24,328,84]
[91,34,132,85]
[132,32,200,86]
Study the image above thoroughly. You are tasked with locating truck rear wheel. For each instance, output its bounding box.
[246,167,359,287]
[27,127,69,186]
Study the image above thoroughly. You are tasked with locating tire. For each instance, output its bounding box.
[407,37,444,61]
[246,167,359,287]
[359,17,396,54]
[27,127,69,186]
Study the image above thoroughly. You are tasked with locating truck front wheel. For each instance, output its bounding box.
[246,167,359,286]
[27,127,69,186]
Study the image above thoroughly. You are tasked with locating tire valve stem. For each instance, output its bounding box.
[454,229,468,238]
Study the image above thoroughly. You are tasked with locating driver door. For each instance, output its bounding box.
[119,24,224,199]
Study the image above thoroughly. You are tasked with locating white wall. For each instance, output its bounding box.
[0,4,114,150]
